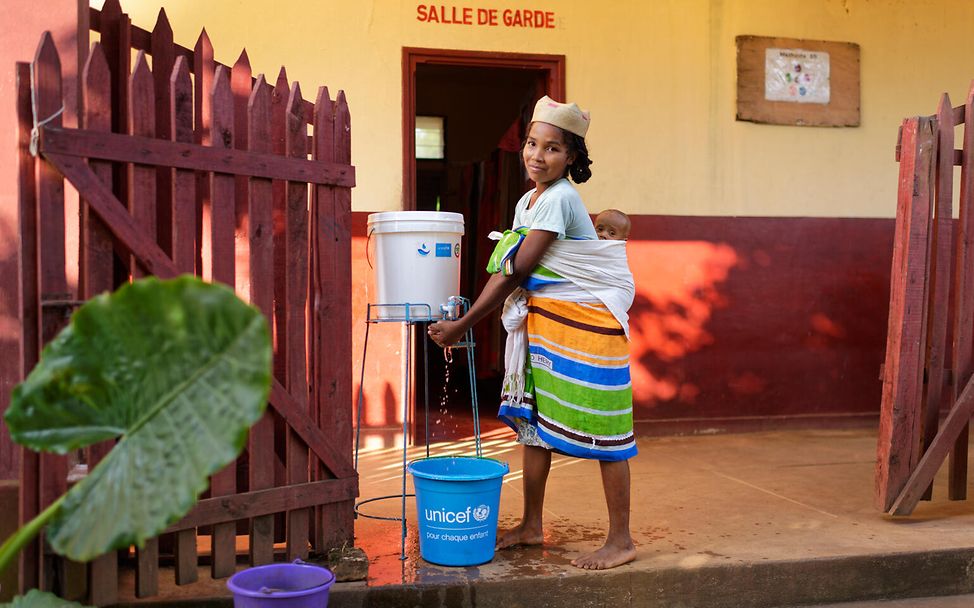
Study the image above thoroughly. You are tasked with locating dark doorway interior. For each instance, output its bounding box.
[413,64,543,436]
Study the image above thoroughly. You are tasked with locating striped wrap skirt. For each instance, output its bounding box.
[498,296,637,461]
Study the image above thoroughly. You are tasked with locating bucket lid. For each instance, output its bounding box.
[407,456,509,481]
[367,211,465,235]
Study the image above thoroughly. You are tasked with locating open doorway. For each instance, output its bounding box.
[402,48,565,441]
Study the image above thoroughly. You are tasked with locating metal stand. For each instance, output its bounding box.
[352,298,480,560]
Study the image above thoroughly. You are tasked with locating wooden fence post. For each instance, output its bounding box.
[284,82,310,560]
[271,67,289,386]
[169,55,199,586]
[208,65,237,580]
[151,8,174,257]
[232,50,252,302]
[16,57,41,596]
[169,56,196,277]
[128,51,160,597]
[917,95,955,501]
[81,42,119,606]
[875,116,936,512]
[313,87,354,549]
[33,32,72,595]
[333,91,354,546]
[98,0,131,236]
[128,52,156,280]
[194,29,214,281]
[247,75,275,566]
[949,84,974,501]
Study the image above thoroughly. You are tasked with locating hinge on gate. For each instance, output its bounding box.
[67,463,89,484]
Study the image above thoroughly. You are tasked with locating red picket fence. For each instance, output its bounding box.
[14,1,355,603]
[875,81,974,515]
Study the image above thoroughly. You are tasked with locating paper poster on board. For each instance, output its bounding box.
[764,48,830,104]
[736,36,858,127]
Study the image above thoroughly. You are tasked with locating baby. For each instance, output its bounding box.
[595,209,630,241]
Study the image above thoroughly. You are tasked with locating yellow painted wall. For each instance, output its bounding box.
[102,0,974,219]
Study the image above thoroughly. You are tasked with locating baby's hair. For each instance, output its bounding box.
[523,121,594,184]
[598,208,631,235]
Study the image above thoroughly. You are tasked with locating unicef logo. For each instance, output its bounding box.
[472,504,490,522]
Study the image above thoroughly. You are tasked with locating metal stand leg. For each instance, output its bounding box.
[352,300,479,563]
[465,326,481,457]
[423,321,430,460]
[399,323,411,560]
[353,312,371,476]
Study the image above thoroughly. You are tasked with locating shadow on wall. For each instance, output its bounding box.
[0,215,21,482]
[629,240,737,406]
[1,14,82,481]
[626,215,894,422]
[350,213,410,430]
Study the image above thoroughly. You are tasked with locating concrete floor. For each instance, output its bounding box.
[108,424,974,607]
[804,594,974,607]
[339,425,974,607]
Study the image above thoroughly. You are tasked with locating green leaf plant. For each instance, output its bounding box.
[5,589,91,607]
[0,276,272,601]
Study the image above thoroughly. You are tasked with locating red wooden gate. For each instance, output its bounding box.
[15,1,356,603]
[875,82,974,515]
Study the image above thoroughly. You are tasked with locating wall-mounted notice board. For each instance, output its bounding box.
[736,35,860,127]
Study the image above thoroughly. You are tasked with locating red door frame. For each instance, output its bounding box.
[401,47,566,210]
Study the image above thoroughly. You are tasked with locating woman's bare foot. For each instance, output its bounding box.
[570,539,637,570]
[495,522,544,549]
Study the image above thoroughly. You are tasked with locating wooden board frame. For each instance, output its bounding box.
[736,35,860,127]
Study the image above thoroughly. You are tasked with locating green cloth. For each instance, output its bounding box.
[486,228,529,276]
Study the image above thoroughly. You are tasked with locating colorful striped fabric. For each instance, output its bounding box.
[521,264,569,291]
[499,296,637,461]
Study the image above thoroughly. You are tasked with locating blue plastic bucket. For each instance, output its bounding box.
[227,561,335,608]
[408,456,509,566]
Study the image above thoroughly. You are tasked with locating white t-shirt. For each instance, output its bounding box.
[512,178,596,240]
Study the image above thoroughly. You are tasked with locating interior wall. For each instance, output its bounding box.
[415,65,537,164]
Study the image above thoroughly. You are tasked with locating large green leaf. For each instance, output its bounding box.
[3,590,92,608]
[4,276,271,561]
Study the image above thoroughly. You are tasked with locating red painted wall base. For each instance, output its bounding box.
[352,212,894,431]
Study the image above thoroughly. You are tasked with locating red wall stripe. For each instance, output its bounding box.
[351,212,894,430]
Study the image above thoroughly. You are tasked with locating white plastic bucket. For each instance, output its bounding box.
[367,211,464,320]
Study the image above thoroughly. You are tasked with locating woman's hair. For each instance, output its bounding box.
[563,131,593,184]
[523,122,593,184]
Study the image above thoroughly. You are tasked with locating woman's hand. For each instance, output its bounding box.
[426,229,556,349]
[428,320,466,347]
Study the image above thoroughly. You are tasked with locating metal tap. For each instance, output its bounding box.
[439,295,464,321]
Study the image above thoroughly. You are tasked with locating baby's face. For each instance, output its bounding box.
[595,213,630,241]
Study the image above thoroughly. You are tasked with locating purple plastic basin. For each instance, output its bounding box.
[227,561,335,608]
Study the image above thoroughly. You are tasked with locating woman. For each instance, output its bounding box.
[429,96,636,570]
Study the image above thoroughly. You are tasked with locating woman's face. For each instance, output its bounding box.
[522,122,574,187]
